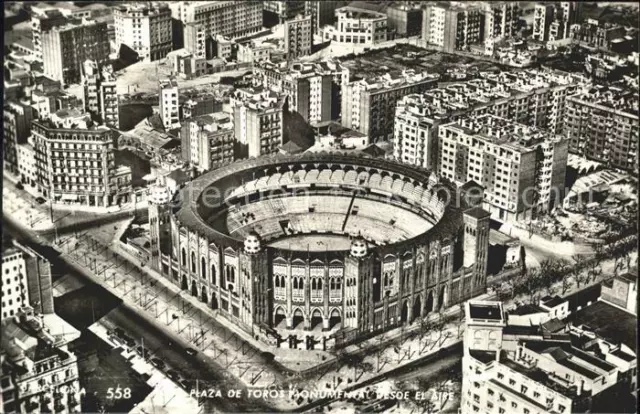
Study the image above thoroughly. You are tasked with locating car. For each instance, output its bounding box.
[35,197,46,204]
[150,358,165,370]
[135,346,148,357]
[184,348,197,357]
[15,182,23,190]
[166,369,180,381]
[178,379,191,390]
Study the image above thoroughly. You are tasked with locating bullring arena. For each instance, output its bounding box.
[148,153,491,350]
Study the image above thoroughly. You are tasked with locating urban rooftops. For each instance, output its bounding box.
[467,301,505,323]
[336,6,387,20]
[569,84,639,117]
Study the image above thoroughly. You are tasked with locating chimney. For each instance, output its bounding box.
[496,346,501,363]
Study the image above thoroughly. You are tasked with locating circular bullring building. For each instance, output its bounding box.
[153,153,490,350]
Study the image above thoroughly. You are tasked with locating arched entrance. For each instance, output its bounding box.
[437,285,447,310]
[426,291,434,314]
[401,301,409,323]
[310,309,323,330]
[274,306,286,327]
[212,296,218,310]
[191,280,198,297]
[181,275,188,290]
[329,308,342,329]
[292,308,304,329]
[412,296,422,321]
[201,286,208,303]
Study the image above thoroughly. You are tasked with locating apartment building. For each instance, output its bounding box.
[41,19,110,86]
[342,70,439,142]
[285,14,313,60]
[81,60,119,128]
[422,3,483,52]
[322,6,388,46]
[180,94,222,121]
[439,114,569,222]
[159,79,180,130]
[114,2,172,62]
[386,2,423,37]
[264,1,306,24]
[571,20,626,50]
[533,2,582,42]
[184,22,207,59]
[28,111,132,208]
[30,8,69,62]
[181,113,235,173]
[233,88,285,158]
[564,85,638,172]
[170,1,262,41]
[3,102,34,175]
[1,241,55,319]
[483,2,518,41]
[462,301,636,414]
[304,1,349,34]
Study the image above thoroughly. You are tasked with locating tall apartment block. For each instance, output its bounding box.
[3,102,34,175]
[170,1,262,41]
[233,89,285,158]
[393,69,583,168]
[181,113,235,173]
[422,3,483,52]
[386,2,423,37]
[285,14,313,60]
[30,8,69,62]
[341,70,439,142]
[184,22,207,59]
[462,300,636,414]
[304,1,349,34]
[564,85,639,172]
[482,2,518,41]
[439,114,569,222]
[533,1,582,42]
[42,19,110,86]
[114,2,172,62]
[264,1,306,24]
[28,112,132,207]
[159,79,180,130]
[255,60,347,124]
[81,60,119,128]
[323,6,388,46]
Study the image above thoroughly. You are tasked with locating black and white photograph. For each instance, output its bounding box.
[1,1,638,413]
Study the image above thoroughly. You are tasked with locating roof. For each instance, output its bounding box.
[541,295,565,308]
[463,206,491,220]
[509,304,546,316]
[360,144,387,158]
[347,1,389,13]
[541,318,565,334]
[567,300,637,350]
[468,302,503,320]
[280,141,304,155]
[166,169,190,184]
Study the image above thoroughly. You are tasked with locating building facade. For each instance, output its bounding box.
[322,6,388,46]
[170,1,262,40]
[342,70,439,142]
[533,1,582,42]
[564,85,638,172]
[285,15,313,60]
[29,114,132,207]
[81,60,119,128]
[482,2,518,41]
[3,102,34,175]
[233,89,285,158]
[264,1,306,23]
[114,2,172,62]
[422,3,483,52]
[304,1,349,34]
[439,114,569,222]
[387,2,423,37]
[181,113,235,173]
[159,79,180,130]
[41,19,110,86]
[30,8,69,62]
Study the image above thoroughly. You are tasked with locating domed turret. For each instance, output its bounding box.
[244,232,262,254]
[350,238,368,258]
[147,184,171,205]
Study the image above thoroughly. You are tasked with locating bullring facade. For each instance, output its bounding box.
[148,153,490,350]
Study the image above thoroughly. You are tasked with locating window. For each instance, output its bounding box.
[524,409,530,414]
[511,402,517,408]
[497,373,504,379]
[558,405,566,413]
[488,389,494,396]
[509,379,516,386]
[533,391,540,398]
[521,385,528,394]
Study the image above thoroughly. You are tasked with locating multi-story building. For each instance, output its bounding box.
[114,2,172,62]
[170,1,262,41]
[439,114,569,222]
[285,14,313,60]
[184,22,207,59]
[564,85,638,172]
[181,113,235,173]
[533,2,582,42]
[255,60,347,124]
[41,19,110,86]
[3,102,34,175]
[570,20,625,50]
[237,39,285,64]
[28,111,132,208]
[422,3,483,52]
[386,2,423,37]
[304,1,349,34]
[264,1,306,24]
[81,60,119,128]
[30,8,69,62]
[233,88,285,158]
[342,70,439,142]
[322,6,388,46]
[159,78,180,130]
[462,300,636,414]
[180,94,222,121]
[482,1,518,41]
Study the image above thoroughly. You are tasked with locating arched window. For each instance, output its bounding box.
[201,257,206,279]
[211,265,216,285]
[191,252,196,273]
[312,279,317,290]
[181,248,186,265]
[318,279,322,290]
[299,279,304,290]
[293,278,298,289]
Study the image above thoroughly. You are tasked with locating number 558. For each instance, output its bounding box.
[106,387,131,399]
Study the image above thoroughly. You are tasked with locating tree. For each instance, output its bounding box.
[561,273,572,295]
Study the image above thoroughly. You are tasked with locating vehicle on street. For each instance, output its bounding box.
[184,347,197,357]
[35,197,46,204]
[150,357,165,369]
[166,369,181,381]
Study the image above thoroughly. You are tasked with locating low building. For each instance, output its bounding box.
[322,6,388,46]
[181,113,235,173]
[571,20,625,50]
[601,273,637,315]
[169,49,210,79]
[237,38,284,64]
